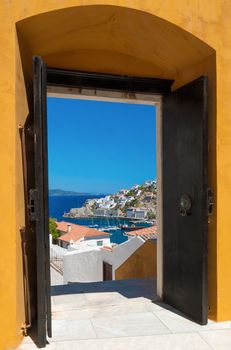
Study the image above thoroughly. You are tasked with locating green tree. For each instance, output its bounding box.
[91,202,98,210]
[129,199,139,207]
[49,218,60,240]
[147,211,156,220]
[127,189,136,197]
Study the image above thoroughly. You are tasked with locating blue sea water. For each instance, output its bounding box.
[49,195,149,244]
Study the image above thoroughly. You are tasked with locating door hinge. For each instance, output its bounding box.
[207,188,214,216]
[28,189,38,221]
[21,323,31,336]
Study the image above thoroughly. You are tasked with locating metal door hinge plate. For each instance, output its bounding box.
[28,189,38,221]
[207,188,214,216]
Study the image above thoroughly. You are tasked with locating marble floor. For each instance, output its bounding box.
[18,268,231,350]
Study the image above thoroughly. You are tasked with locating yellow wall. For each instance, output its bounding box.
[0,1,231,349]
[115,240,157,280]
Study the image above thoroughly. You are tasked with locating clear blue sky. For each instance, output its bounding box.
[47,97,156,194]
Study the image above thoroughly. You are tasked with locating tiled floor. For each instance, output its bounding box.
[18,268,231,350]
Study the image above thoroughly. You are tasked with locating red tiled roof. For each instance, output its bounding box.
[56,221,110,243]
[101,246,113,252]
[125,225,158,240]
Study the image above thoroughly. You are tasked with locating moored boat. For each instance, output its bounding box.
[119,224,145,231]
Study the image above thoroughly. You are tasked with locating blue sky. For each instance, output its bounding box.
[47,97,156,194]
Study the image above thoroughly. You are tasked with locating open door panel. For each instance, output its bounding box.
[162,76,208,325]
[33,56,51,347]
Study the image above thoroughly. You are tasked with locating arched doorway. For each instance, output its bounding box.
[16,5,216,347]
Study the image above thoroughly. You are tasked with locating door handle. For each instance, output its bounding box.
[180,194,192,216]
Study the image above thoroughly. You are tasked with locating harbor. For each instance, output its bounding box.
[61,216,154,244]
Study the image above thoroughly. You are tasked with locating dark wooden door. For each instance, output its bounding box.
[103,262,113,281]
[33,56,51,347]
[162,76,208,324]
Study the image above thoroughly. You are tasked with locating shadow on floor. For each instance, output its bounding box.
[50,277,199,324]
[51,277,158,300]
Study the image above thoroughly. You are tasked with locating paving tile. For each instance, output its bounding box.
[84,291,128,306]
[92,311,170,338]
[53,300,152,320]
[53,333,212,350]
[155,309,231,334]
[154,309,208,333]
[17,340,56,350]
[147,301,166,312]
[51,319,97,341]
[17,278,230,350]
[52,293,88,312]
[206,319,231,330]
[199,329,231,350]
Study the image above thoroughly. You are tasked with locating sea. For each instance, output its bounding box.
[49,195,150,244]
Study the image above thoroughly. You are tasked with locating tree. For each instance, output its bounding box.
[91,202,98,210]
[127,189,136,197]
[147,211,156,220]
[129,199,139,207]
[49,218,59,241]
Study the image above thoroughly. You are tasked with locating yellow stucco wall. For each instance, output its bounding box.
[115,240,157,280]
[0,1,231,349]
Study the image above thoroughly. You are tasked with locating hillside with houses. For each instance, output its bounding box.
[64,180,157,220]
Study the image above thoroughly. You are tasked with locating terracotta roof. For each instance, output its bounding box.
[101,246,113,252]
[125,225,157,241]
[56,221,110,243]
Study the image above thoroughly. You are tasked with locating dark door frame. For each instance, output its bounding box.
[47,68,174,94]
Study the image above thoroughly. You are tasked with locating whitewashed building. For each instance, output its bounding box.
[56,221,111,249]
[63,236,144,283]
[126,208,148,219]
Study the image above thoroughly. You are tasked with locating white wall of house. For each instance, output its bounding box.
[101,236,143,274]
[63,248,103,283]
[59,235,111,249]
[75,236,111,248]
[63,236,144,283]
[126,208,147,219]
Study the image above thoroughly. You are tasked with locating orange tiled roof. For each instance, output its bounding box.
[56,221,110,243]
[125,225,157,240]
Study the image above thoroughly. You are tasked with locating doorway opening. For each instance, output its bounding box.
[47,83,162,299]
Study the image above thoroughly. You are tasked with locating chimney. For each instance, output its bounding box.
[67,224,71,232]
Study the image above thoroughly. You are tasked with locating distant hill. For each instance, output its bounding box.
[49,189,97,196]
[64,179,157,219]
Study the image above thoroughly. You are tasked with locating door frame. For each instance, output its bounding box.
[47,68,172,300]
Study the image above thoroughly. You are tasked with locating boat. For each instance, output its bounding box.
[119,224,145,231]
[99,226,119,231]
[129,219,147,224]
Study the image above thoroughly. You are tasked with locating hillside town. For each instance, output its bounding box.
[64,179,157,220]
[50,180,158,284]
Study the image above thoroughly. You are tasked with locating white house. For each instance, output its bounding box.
[62,225,158,283]
[63,236,144,283]
[56,221,111,249]
[126,208,148,219]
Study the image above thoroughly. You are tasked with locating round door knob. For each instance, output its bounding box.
[180,194,192,216]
